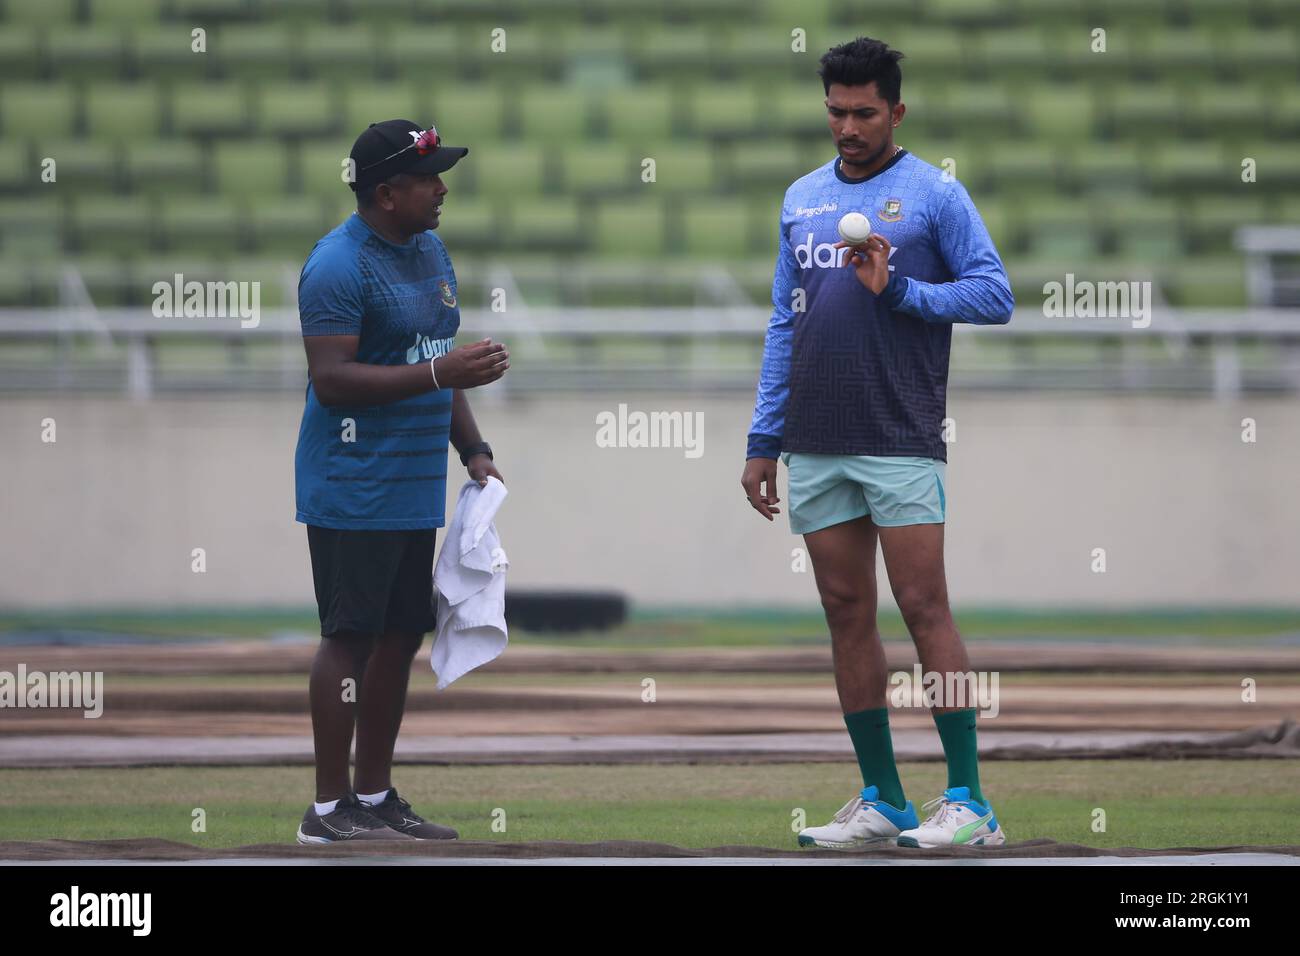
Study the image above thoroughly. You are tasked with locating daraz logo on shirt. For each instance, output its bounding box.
[793,232,897,271]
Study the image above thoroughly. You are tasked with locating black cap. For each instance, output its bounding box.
[348,119,469,192]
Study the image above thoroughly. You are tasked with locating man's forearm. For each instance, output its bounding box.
[449,388,484,455]
[314,359,440,408]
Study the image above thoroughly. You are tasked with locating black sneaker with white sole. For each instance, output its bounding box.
[360,788,459,840]
[296,794,417,844]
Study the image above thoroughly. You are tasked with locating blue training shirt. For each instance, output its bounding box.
[747,149,1014,462]
[294,212,460,530]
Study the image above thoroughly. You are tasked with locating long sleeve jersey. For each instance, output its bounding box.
[747,149,1014,463]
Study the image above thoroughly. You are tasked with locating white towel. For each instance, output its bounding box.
[430,476,509,690]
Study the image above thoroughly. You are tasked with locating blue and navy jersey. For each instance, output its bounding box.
[747,149,1014,462]
[294,213,460,530]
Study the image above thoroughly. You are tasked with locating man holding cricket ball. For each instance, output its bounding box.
[741,37,1015,849]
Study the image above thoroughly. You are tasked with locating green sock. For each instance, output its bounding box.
[843,707,907,811]
[933,708,985,804]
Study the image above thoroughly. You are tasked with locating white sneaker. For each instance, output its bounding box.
[896,786,1007,848]
[798,785,919,849]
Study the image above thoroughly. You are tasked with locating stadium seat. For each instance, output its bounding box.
[212,25,300,80]
[629,142,715,195]
[342,84,424,139]
[86,84,166,139]
[46,29,129,82]
[87,0,165,23]
[129,26,216,80]
[256,83,342,137]
[1185,195,1271,253]
[431,197,503,252]
[507,198,586,252]
[247,199,329,255]
[427,86,509,144]
[1101,196,1186,258]
[0,141,30,192]
[518,85,599,145]
[1020,198,1103,259]
[0,198,64,257]
[1,85,77,139]
[630,26,720,79]
[159,197,246,255]
[171,83,252,137]
[680,199,758,258]
[299,26,387,79]
[603,86,679,142]
[28,140,122,193]
[593,197,669,259]
[1022,85,1097,144]
[3,0,78,23]
[69,197,156,254]
[0,26,41,80]
[982,142,1061,196]
[212,140,293,196]
[299,139,360,198]
[729,142,806,191]
[688,87,762,140]
[123,140,205,194]
[557,143,636,196]
[468,144,546,196]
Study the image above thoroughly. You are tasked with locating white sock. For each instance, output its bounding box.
[314,799,339,816]
[357,788,391,806]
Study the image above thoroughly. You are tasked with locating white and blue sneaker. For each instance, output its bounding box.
[896,786,1007,848]
[798,785,919,849]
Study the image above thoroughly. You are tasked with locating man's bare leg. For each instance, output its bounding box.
[353,629,424,796]
[309,632,374,802]
[877,521,984,803]
[805,514,907,810]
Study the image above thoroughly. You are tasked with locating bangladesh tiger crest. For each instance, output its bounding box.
[879,198,903,222]
[438,279,456,308]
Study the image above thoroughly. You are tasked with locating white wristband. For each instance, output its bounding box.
[429,354,440,390]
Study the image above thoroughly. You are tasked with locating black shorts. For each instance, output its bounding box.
[306,525,439,639]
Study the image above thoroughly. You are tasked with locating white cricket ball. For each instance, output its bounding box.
[837,211,872,246]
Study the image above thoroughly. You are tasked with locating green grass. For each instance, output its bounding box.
[2,606,1298,647]
[2,761,1297,850]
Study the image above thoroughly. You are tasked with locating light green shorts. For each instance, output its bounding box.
[781,452,947,534]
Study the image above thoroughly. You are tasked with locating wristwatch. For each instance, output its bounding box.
[458,441,493,466]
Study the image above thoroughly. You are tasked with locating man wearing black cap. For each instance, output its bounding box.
[293,120,508,844]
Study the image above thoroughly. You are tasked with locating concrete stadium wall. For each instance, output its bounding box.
[2,391,1297,611]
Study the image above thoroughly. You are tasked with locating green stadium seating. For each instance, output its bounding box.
[342,84,424,137]
[299,138,359,198]
[558,143,636,196]
[680,199,759,258]
[1,85,77,138]
[123,140,205,194]
[70,197,156,254]
[631,143,715,194]
[593,197,669,259]
[427,86,509,144]
[30,140,122,192]
[86,84,166,139]
[0,141,30,192]
[87,0,165,23]
[0,198,64,257]
[431,197,503,252]
[256,83,342,137]
[212,140,293,195]
[247,199,329,255]
[507,198,586,251]
[129,26,215,80]
[159,197,245,255]
[603,86,679,142]
[299,26,387,78]
[47,29,129,81]
[0,0,1290,309]
[171,83,251,137]
[212,25,299,80]
[688,87,761,139]
[518,85,599,144]
[469,144,547,196]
